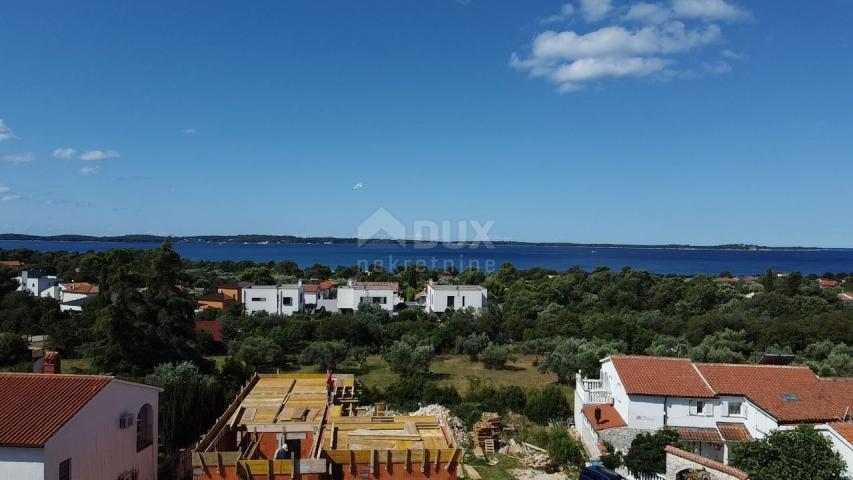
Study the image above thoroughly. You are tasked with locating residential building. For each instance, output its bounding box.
[218,281,254,304]
[425,283,487,314]
[0,370,161,480]
[820,278,840,288]
[191,373,460,480]
[0,260,25,268]
[59,282,99,303]
[839,292,853,304]
[336,281,401,312]
[196,292,236,311]
[242,282,303,315]
[574,355,853,477]
[316,280,338,313]
[15,270,61,298]
[303,284,320,313]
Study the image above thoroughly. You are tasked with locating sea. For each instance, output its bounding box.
[2,240,853,275]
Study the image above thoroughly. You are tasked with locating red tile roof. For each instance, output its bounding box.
[319,280,337,290]
[838,293,853,302]
[609,356,716,398]
[717,423,752,442]
[61,282,99,295]
[0,260,24,268]
[665,446,749,480]
[195,320,223,343]
[829,423,853,445]
[303,284,320,293]
[696,364,853,424]
[0,374,112,447]
[582,404,627,431]
[673,426,723,443]
[819,278,839,287]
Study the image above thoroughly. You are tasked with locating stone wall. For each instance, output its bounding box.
[664,447,748,480]
[599,427,650,453]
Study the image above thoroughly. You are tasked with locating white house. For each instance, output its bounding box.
[242,282,303,315]
[336,281,401,312]
[425,283,487,313]
[58,282,99,312]
[574,355,853,477]
[15,270,61,299]
[0,371,161,480]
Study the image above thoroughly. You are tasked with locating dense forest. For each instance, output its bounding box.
[1,243,852,475]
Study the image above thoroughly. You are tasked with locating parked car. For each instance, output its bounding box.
[580,465,626,480]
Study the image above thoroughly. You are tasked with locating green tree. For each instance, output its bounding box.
[384,339,434,377]
[455,332,489,361]
[800,341,853,377]
[481,343,515,370]
[730,426,846,480]
[301,340,349,371]
[624,428,684,476]
[689,328,752,363]
[230,336,282,369]
[145,362,224,453]
[538,337,625,383]
[0,333,29,366]
[645,335,688,357]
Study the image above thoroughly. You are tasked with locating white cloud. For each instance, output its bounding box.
[623,3,673,24]
[580,0,613,21]
[352,182,364,190]
[79,150,120,161]
[672,0,748,21]
[52,148,77,160]
[512,0,747,92]
[542,4,576,24]
[79,166,99,175]
[703,60,732,73]
[721,48,746,60]
[0,186,9,194]
[3,152,33,165]
[2,194,21,202]
[182,128,197,135]
[0,118,14,142]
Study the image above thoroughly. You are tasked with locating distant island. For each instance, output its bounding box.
[0,233,826,251]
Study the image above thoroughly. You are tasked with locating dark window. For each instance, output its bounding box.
[371,296,387,304]
[251,297,266,302]
[447,296,455,308]
[137,404,154,451]
[282,297,293,306]
[59,458,71,480]
[462,296,466,307]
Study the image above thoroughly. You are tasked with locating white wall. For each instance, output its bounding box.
[337,287,395,311]
[425,285,487,313]
[0,447,44,480]
[242,285,302,315]
[17,273,60,297]
[43,380,160,480]
[821,426,853,479]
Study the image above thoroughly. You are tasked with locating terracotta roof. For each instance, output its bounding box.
[319,280,337,290]
[838,293,853,302]
[609,356,716,398]
[197,292,234,304]
[0,260,24,268]
[195,320,223,343]
[673,426,723,443]
[717,422,752,442]
[829,423,853,445]
[665,446,749,480]
[303,284,320,293]
[819,278,839,287]
[696,364,853,424]
[0,373,112,446]
[582,404,627,431]
[354,281,399,293]
[61,282,99,295]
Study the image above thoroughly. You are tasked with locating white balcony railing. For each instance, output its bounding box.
[578,377,612,404]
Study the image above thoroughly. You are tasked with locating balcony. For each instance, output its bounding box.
[576,375,613,405]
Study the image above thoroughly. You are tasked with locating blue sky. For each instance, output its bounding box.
[1,0,852,247]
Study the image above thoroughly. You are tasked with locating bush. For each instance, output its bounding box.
[624,428,683,476]
[384,339,434,377]
[524,385,570,424]
[730,425,846,480]
[383,378,462,411]
[300,340,349,371]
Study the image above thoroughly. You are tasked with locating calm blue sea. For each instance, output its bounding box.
[1,240,852,275]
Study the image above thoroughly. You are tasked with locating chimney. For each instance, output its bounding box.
[39,352,62,374]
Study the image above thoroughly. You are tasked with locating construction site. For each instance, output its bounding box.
[191,373,462,480]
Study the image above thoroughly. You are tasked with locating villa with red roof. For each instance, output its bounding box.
[0,372,161,480]
[574,355,853,477]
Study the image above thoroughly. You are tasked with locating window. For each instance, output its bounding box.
[462,296,466,307]
[250,297,266,302]
[690,400,711,416]
[371,296,387,304]
[727,401,743,416]
[282,297,293,306]
[137,404,154,452]
[447,296,455,308]
[59,458,71,480]
[782,393,800,402]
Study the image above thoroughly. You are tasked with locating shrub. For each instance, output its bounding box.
[0,333,29,366]
[481,343,516,370]
[524,385,570,424]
